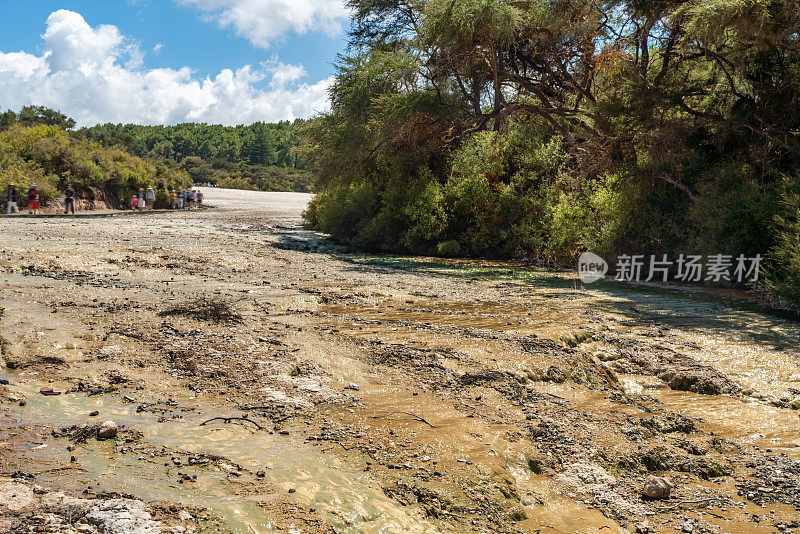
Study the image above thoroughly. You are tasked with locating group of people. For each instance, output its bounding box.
[169,189,204,210]
[130,187,156,211]
[5,183,204,215]
[130,187,204,211]
[4,182,63,215]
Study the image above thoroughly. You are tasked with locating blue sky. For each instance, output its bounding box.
[0,1,349,126]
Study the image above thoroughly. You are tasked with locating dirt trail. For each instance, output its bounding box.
[1,190,800,533]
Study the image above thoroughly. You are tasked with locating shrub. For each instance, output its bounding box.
[437,240,462,257]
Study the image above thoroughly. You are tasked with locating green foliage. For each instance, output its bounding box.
[437,240,462,257]
[0,106,76,131]
[0,123,190,208]
[764,177,800,304]
[78,120,311,192]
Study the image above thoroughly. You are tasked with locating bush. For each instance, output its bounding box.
[437,240,462,257]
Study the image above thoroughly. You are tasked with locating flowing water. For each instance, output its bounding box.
[4,381,442,534]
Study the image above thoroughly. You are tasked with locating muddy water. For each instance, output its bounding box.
[0,277,442,533]
[363,255,800,378]
[6,383,442,534]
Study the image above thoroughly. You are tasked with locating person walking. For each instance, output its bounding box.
[137,188,146,210]
[196,189,204,207]
[177,189,185,209]
[27,183,40,215]
[145,187,155,210]
[64,184,76,214]
[6,183,20,215]
[170,189,178,210]
[130,195,139,211]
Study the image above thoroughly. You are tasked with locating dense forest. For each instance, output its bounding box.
[80,121,312,192]
[302,0,800,305]
[0,106,189,208]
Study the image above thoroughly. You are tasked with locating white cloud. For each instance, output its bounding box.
[177,0,349,48]
[0,10,332,127]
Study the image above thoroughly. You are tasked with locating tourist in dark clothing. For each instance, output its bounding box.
[6,183,19,214]
[64,184,76,214]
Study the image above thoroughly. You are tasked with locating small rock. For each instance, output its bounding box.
[344,383,360,391]
[642,475,673,500]
[97,421,119,440]
[89,411,100,417]
[177,510,192,521]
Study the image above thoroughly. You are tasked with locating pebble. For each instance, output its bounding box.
[97,421,118,440]
[642,475,673,500]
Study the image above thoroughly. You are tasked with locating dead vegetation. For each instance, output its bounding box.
[157,297,243,324]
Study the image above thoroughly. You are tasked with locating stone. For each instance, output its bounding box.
[344,382,360,391]
[97,421,119,440]
[0,482,36,513]
[642,475,673,500]
[40,492,95,519]
[84,499,161,534]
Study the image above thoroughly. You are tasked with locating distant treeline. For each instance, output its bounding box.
[79,121,312,192]
[0,106,312,208]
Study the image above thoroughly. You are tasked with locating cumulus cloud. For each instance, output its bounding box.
[0,10,332,126]
[177,0,349,47]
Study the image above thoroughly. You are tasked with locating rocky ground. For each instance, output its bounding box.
[1,189,800,533]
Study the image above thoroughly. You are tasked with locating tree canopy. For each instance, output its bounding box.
[303,0,800,304]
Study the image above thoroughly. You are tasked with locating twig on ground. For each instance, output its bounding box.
[199,417,264,430]
[370,411,435,428]
[657,497,723,511]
